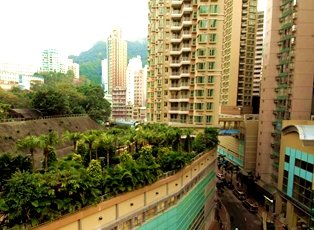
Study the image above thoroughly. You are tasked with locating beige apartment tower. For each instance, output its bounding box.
[257,0,314,185]
[107,27,128,95]
[220,0,257,115]
[252,11,264,98]
[146,0,224,127]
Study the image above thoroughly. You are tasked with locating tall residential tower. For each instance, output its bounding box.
[147,0,224,127]
[220,0,258,114]
[257,0,314,185]
[107,27,128,95]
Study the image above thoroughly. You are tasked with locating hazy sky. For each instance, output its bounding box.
[0,0,266,65]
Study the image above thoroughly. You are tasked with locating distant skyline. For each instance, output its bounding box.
[0,0,266,66]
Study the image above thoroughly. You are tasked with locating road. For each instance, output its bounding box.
[220,188,262,230]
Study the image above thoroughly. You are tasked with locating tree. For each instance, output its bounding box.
[31,86,71,116]
[38,131,59,170]
[94,133,114,167]
[0,102,11,120]
[81,131,98,162]
[63,131,82,152]
[77,84,111,123]
[192,127,219,153]
[0,171,55,228]
[0,154,32,191]
[16,135,40,170]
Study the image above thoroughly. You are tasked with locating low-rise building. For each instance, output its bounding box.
[276,120,314,229]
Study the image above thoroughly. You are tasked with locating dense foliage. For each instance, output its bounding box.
[0,71,111,123]
[0,124,219,228]
[69,39,148,84]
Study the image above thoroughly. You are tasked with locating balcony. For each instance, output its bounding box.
[280,22,293,31]
[277,95,288,100]
[272,162,279,169]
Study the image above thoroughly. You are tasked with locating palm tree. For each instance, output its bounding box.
[94,133,114,164]
[38,131,59,171]
[182,128,194,153]
[63,131,82,152]
[82,132,98,162]
[16,135,40,170]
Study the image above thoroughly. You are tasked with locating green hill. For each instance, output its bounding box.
[69,39,147,84]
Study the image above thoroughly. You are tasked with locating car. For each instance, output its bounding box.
[233,187,246,201]
[242,199,258,213]
[216,172,225,180]
[226,182,234,190]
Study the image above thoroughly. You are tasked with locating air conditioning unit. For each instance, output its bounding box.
[311,115,314,121]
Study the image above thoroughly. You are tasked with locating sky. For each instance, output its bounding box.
[0,0,266,66]
[0,0,149,65]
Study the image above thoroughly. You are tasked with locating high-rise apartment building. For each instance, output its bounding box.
[41,49,79,77]
[107,27,128,95]
[257,0,314,185]
[102,59,109,94]
[252,11,264,113]
[126,56,143,106]
[220,0,257,115]
[41,49,60,72]
[253,11,264,98]
[146,0,224,127]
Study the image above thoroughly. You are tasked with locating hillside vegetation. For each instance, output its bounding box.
[69,39,148,84]
[0,116,103,154]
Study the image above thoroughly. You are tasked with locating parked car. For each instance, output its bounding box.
[226,182,234,190]
[242,199,258,213]
[233,187,246,201]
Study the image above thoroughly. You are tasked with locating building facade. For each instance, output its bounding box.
[256,0,314,186]
[111,87,127,120]
[277,120,314,229]
[107,27,128,95]
[252,11,264,113]
[220,0,257,113]
[0,71,43,90]
[41,49,79,77]
[126,56,144,106]
[34,150,217,230]
[41,49,61,72]
[146,0,224,127]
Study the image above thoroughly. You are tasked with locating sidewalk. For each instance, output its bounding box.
[257,206,286,230]
[209,198,230,230]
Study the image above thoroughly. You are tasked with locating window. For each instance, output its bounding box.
[194,116,203,122]
[209,4,218,13]
[209,19,217,28]
[195,90,204,97]
[208,62,215,69]
[197,48,206,56]
[198,20,208,29]
[199,5,209,14]
[198,34,208,43]
[207,102,213,110]
[206,116,212,123]
[196,76,205,83]
[195,103,203,110]
[208,48,216,56]
[209,33,217,42]
[197,62,206,70]
[284,155,290,163]
[207,89,214,97]
[208,75,215,83]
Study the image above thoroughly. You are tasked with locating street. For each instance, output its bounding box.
[220,188,262,230]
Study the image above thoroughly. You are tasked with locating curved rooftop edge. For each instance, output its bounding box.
[33,149,218,230]
[282,125,314,146]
